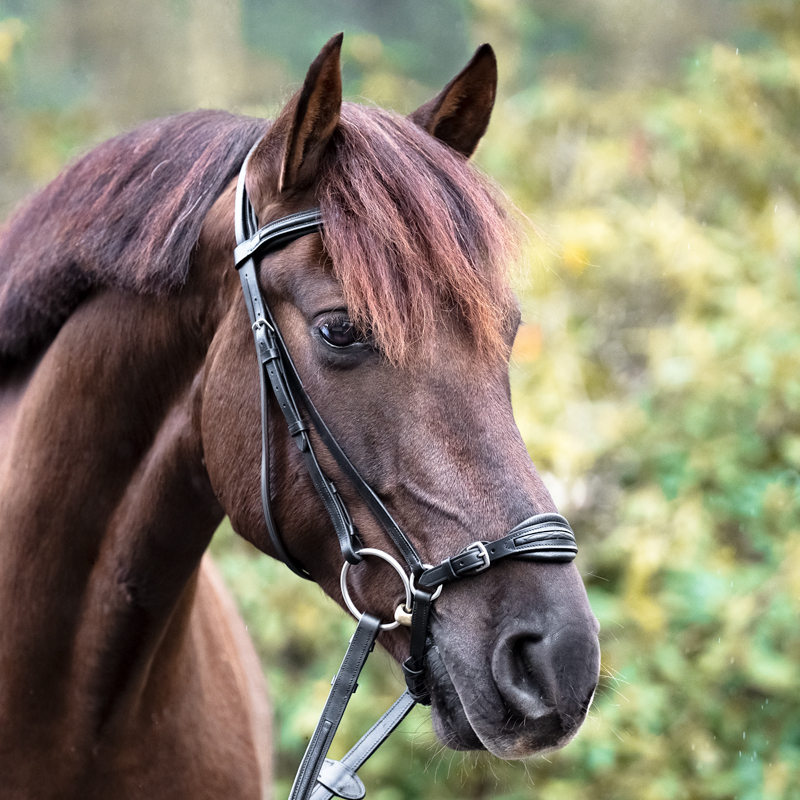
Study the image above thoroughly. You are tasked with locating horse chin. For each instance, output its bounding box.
[425,643,591,759]
[425,644,485,751]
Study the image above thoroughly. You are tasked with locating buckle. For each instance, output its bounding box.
[462,541,490,573]
[251,318,275,333]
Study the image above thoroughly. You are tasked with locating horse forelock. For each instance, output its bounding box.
[317,104,518,366]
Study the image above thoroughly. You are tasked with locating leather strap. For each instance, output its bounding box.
[280,358,425,576]
[288,614,382,800]
[234,208,325,267]
[310,691,417,800]
[240,260,364,569]
[233,151,424,577]
[417,513,577,591]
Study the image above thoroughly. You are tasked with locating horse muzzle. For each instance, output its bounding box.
[426,573,601,758]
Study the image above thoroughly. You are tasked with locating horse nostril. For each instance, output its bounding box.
[505,635,553,712]
[494,624,600,736]
[510,635,544,687]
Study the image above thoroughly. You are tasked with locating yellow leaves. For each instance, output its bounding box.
[572,138,630,200]
[596,401,646,444]
[670,498,711,567]
[471,0,518,14]
[686,45,769,151]
[780,436,800,469]
[764,761,792,800]
[0,17,24,65]
[649,206,736,301]
[561,241,589,274]
[555,208,618,261]
[539,781,579,800]
[610,488,671,634]
[690,729,724,773]
[780,533,800,611]
[743,641,797,692]
[624,581,665,635]
[770,192,800,266]
[649,324,705,389]
[735,284,767,324]
[20,114,77,184]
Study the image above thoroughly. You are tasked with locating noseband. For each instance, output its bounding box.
[233,147,579,800]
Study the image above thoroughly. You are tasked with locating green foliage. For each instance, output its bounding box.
[3,1,800,797]
[241,0,473,94]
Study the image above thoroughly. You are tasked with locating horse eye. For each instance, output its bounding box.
[319,318,360,348]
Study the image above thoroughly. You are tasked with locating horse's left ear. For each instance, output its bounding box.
[249,33,343,196]
[408,43,497,159]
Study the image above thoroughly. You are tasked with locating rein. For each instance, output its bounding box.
[233,148,579,800]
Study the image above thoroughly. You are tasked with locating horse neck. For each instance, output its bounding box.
[0,277,224,748]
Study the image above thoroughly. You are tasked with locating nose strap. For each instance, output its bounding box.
[417,513,577,591]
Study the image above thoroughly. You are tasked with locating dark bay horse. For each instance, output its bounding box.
[0,34,600,799]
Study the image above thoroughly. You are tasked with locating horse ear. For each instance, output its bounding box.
[251,33,343,195]
[408,44,497,159]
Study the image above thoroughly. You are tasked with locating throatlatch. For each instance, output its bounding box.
[233,145,579,800]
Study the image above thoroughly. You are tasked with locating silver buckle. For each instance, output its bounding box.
[464,541,490,573]
[252,318,275,333]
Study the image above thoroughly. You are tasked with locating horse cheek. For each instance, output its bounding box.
[200,316,262,542]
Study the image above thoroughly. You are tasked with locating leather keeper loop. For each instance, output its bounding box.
[401,658,430,705]
[260,345,280,363]
[316,759,366,800]
[288,419,309,437]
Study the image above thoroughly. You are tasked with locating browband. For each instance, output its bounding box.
[234,208,325,268]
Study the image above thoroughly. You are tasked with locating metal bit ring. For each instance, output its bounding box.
[409,568,444,601]
[340,548,413,631]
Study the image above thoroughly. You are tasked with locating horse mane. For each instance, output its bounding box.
[318,104,516,365]
[0,104,517,369]
[0,111,266,365]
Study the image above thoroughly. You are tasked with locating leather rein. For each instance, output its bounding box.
[232,147,579,800]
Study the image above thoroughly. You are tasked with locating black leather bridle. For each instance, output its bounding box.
[233,146,579,800]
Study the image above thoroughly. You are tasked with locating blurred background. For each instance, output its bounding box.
[2,0,800,797]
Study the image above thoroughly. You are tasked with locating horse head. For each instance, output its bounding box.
[200,34,600,759]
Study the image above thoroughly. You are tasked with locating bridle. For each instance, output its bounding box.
[233,145,579,800]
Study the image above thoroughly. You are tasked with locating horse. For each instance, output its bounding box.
[0,33,600,799]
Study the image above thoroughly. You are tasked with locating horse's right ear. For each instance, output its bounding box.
[408,44,497,159]
[248,33,343,198]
